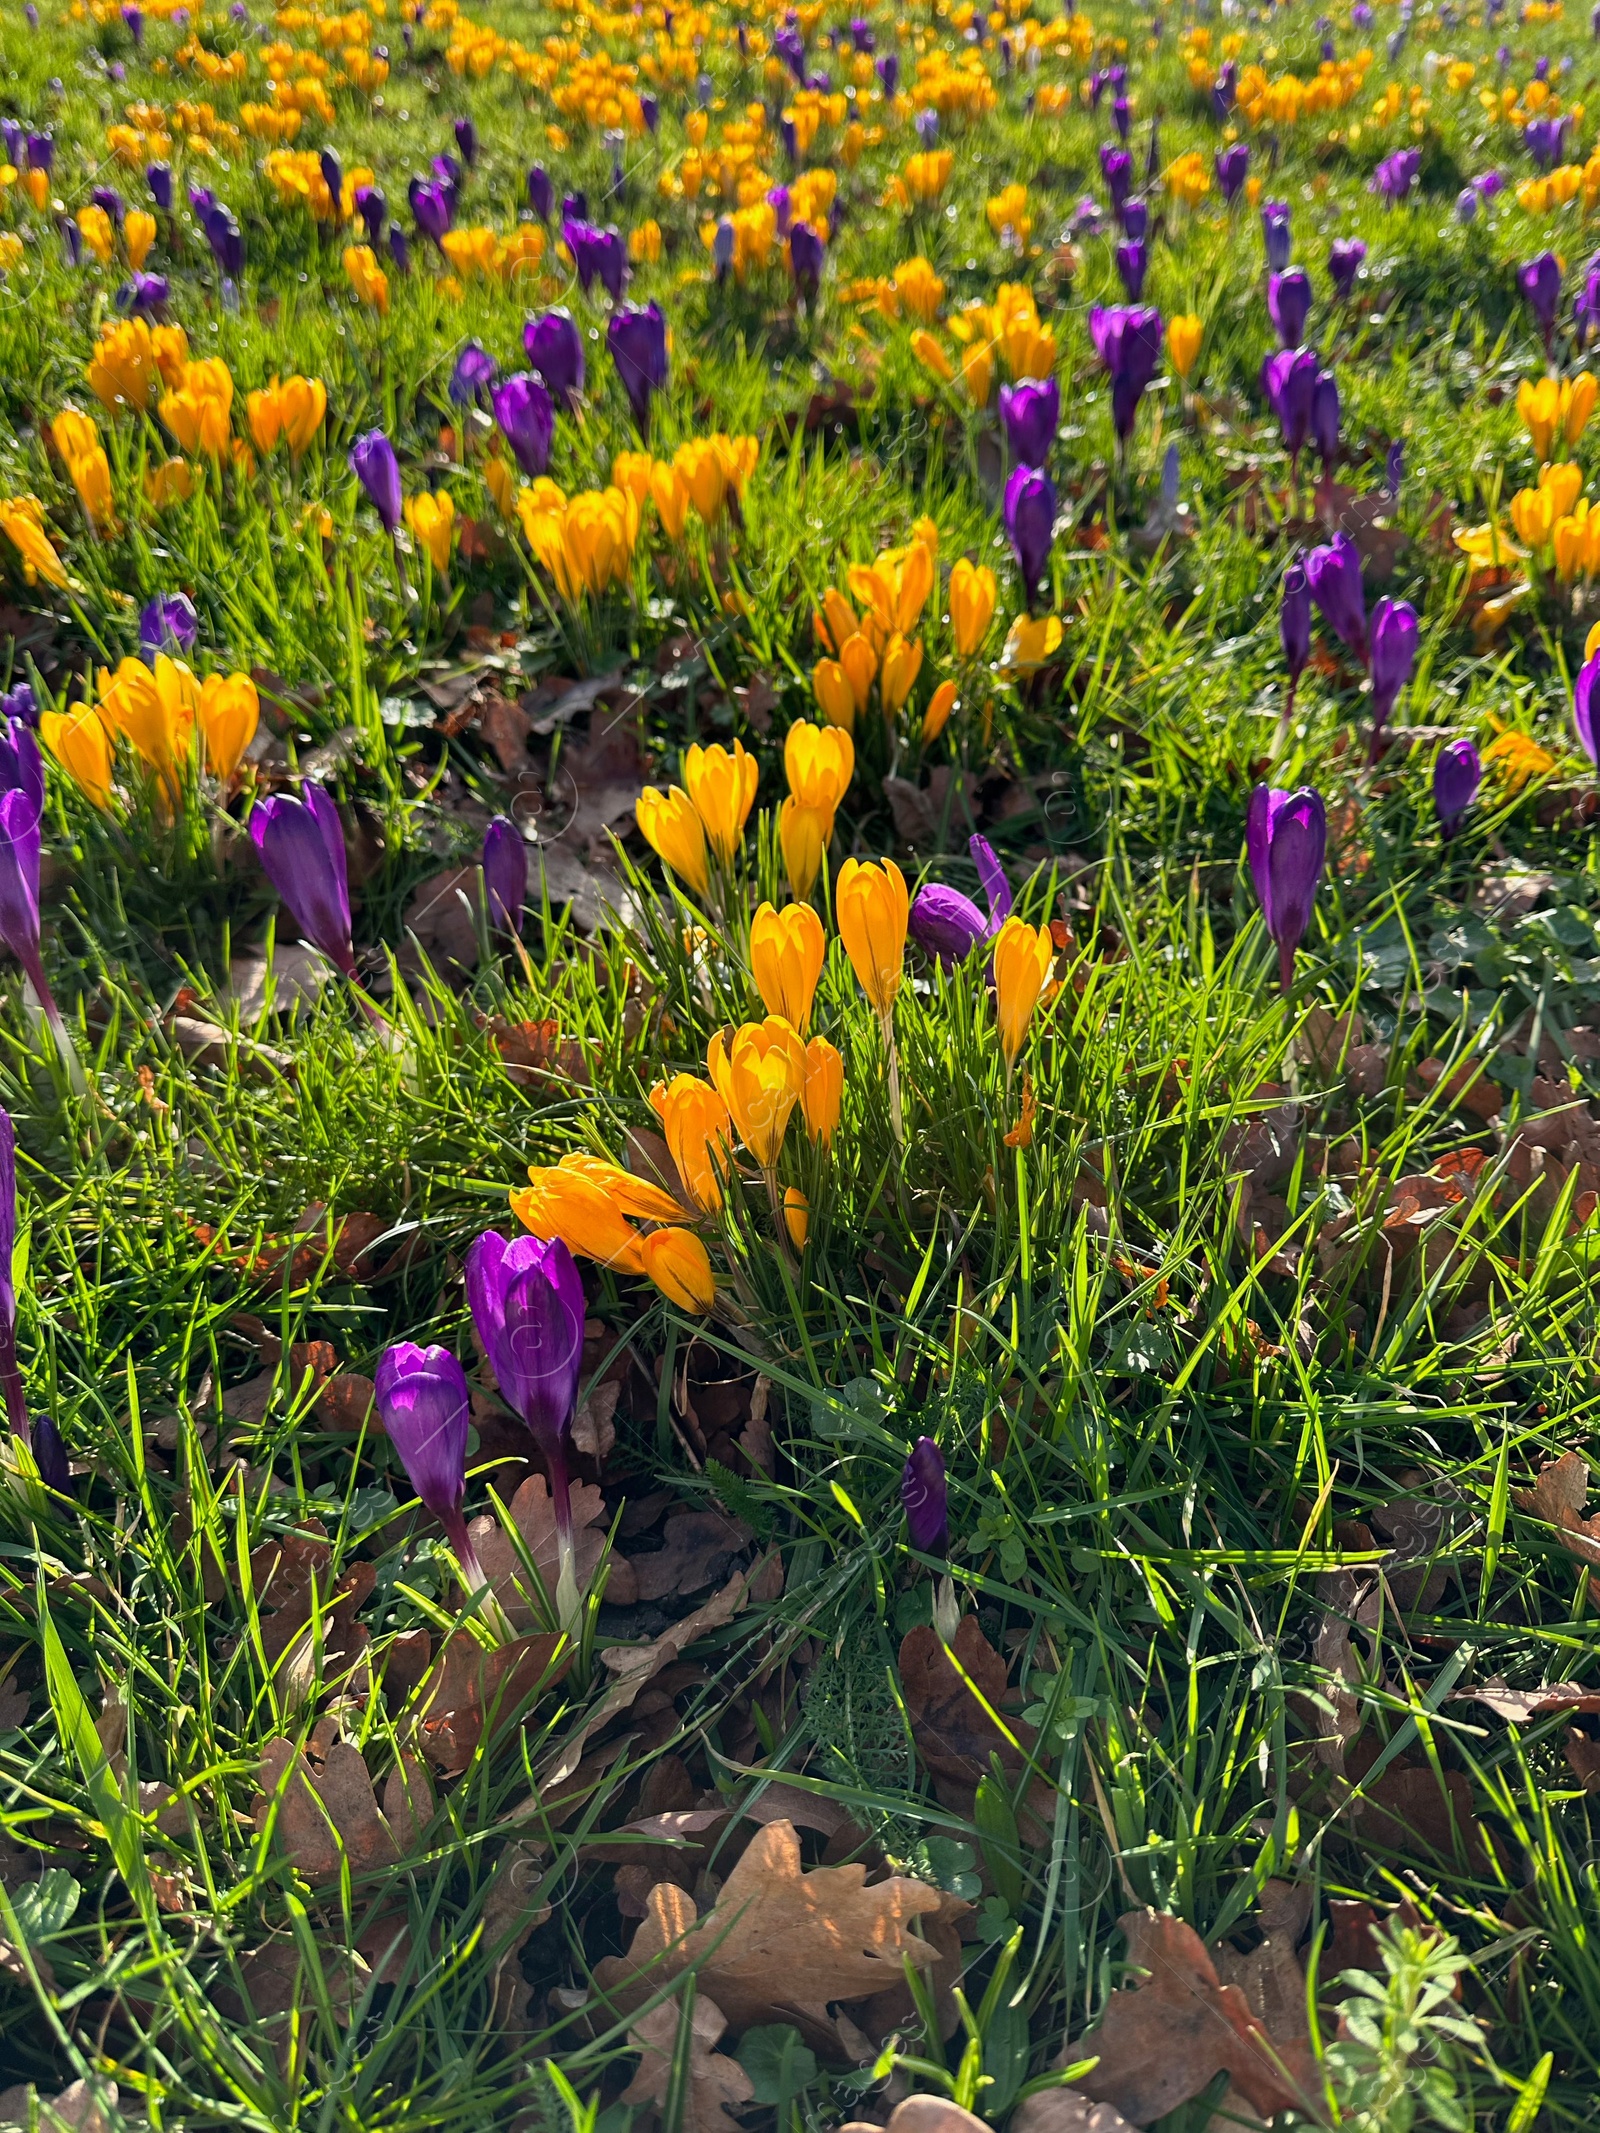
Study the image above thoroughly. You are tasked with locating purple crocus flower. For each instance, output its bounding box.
[1100,142,1132,211]
[527,164,553,220]
[909,884,987,967]
[1247,783,1327,992]
[433,152,463,203]
[121,4,144,43]
[0,1108,26,1446]
[454,115,478,166]
[409,176,454,243]
[1281,563,1311,714]
[901,1436,948,1555]
[1119,194,1148,242]
[1456,187,1479,223]
[1216,141,1250,202]
[876,50,898,95]
[970,833,1012,929]
[712,218,735,279]
[1004,464,1055,609]
[388,225,411,272]
[1311,369,1340,469]
[1115,238,1148,301]
[1368,597,1418,759]
[465,1229,586,1613]
[1574,252,1600,346]
[374,1343,482,1585]
[1305,531,1367,661]
[1111,92,1131,140]
[483,817,526,935]
[491,374,554,479]
[63,221,83,269]
[999,377,1058,470]
[249,783,354,975]
[1525,114,1567,169]
[0,729,66,1056]
[26,133,53,174]
[116,271,169,316]
[1,685,37,731]
[774,22,806,77]
[1262,346,1319,461]
[1574,656,1600,767]
[789,218,824,300]
[607,300,668,438]
[319,147,342,214]
[1268,266,1312,347]
[565,218,628,300]
[1475,168,1506,200]
[91,183,124,226]
[1089,303,1163,444]
[139,593,198,657]
[1520,250,1562,354]
[349,429,403,532]
[914,106,939,144]
[1434,738,1481,837]
[1211,59,1237,119]
[767,183,793,237]
[202,201,242,278]
[449,339,497,406]
[1371,148,1421,204]
[1261,199,1291,272]
[524,309,584,406]
[1328,236,1367,298]
[187,183,216,219]
[640,91,660,131]
[355,183,386,245]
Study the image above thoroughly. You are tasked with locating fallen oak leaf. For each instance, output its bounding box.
[1210,1881,1315,2067]
[252,1738,410,1882]
[621,1993,756,2133]
[592,1817,943,2038]
[1513,1451,1600,1570]
[414,1627,569,1777]
[0,2079,123,2132]
[899,1616,1051,1838]
[1060,1909,1313,2126]
[1457,1676,1600,1723]
[468,1474,611,1629]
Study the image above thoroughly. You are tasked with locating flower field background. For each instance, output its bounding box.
[6,0,1600,2120]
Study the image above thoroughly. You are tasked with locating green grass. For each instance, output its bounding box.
[5,0,1600,2124]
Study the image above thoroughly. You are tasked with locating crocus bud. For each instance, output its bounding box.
[1261,346,1318,461]
[999,376,1058,470]
[1268,266,1312,348]
[0,729,71,1066]
[454,115,478,166]
[1004,464,1055,610]
[374,1343,482,1584]
[1089,303,1163,443]
[641,91,660,131]
[1119,194,1148,241]
[409,176,453,243]
[1216,141,1249,201]
[876,50,898,95]
[1305,530,1367,661]
[491,373,554,478]
[1368,596,1418,757]
[139,592,198,657]
[0,1107,25,1441]
[1576,652,1600,766]
[1434,738,1481,837]
[349,429,403,532]
[970,833,1013,931]
[1115,237,1148,301]
[354,183,386,246]
[202,201,243,278]
[449,339,497,406]
[319,147,342,213]
[607,300,669,439]
[388,224,411,272]
[1520,249,1562,354]
[1247,783,1327,992]
[33,1412,68,1491]
[1328,235,1366,298]
[1100,142,1132,211]
[901,1436,948,1554]
[248,783,355,975]
[1277,569,1312,711]
[789,219,825,301]
[713,217,735,278]
[523,308,585,406]
[482,815,527,934]
[909,883,987,968]
[527,164,553,220]
[1310,369,1340,469]
[1261,198,1292,271]
[465,1229,586,1625]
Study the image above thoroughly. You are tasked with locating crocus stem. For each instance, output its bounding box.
[548,1447,581,1634]
[881,1008,904,1144]
[1277,674,1299,742]
[1278,938,1296,995]
[18,945,84,1095]
[764,1166,798,1274]
[0,1314,29,1447]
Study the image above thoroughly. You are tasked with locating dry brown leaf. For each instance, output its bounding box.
[1514,1452,1600,1569]
[620,1993,756,2133]
[0,2080,122,2132]
[572,1378,621,1465]
[592,1817,943,2037]
[1211,1881,1313,2055]
[540,1556,770,1788]
[249,1523,375,1676]
[468,1474,610,1629]
[625,1508,753,1604]
[402,865,481,976]
[253,1739,406,1881]
[415,1629,568,1776]
[1565,1731,1600,1791]
[1061,1909,1312,2126]
[847,2101,994,2133]
[0,1674,27,1730]
[1010,2092,1140,2133]
[481,1837,553,2035]
[899,1617,1047,1833]
[1461,1676,1600,1722]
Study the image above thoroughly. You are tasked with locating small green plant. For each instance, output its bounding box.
[1324,1924,1486,2133]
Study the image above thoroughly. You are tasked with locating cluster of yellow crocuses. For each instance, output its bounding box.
[511,1152,719,1313]
[42,658,260,809]
[612,435,760,544]
[810,531,996,746]
[907,280,1058,407]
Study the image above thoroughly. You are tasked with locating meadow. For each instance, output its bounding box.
[1,0,1600,2123]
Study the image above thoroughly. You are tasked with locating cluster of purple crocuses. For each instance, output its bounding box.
[374,1227,588,1626]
